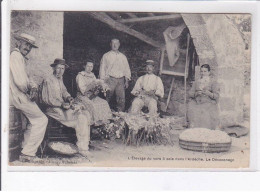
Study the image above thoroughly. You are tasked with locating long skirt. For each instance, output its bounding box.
[187,100,219,130]
[75,95,112,126]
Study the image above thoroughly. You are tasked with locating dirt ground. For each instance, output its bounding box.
[10,120,250,169]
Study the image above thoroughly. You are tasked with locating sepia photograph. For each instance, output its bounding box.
[7,10,251,168]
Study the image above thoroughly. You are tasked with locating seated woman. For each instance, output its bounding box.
[75,60,112,126]
[187,64,220,130]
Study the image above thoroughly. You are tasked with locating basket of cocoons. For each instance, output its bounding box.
[48,141,79,156]
[179,128,232,153]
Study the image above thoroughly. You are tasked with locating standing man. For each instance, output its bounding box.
[99,38,131,112]
[41,58,91,157]
[10,33,48,162]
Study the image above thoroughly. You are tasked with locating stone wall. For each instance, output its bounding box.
[202,14,246,127]
[227,14,251,120]
[11,11,64,85]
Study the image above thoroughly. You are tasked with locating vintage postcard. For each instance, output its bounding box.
[6,9,251,169]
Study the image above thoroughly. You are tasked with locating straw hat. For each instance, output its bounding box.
[14,33,38,48]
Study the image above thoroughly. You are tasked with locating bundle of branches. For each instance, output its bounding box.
[90,112,126,141]
[100,112,178,146]
[123,113,175,146]
[87,82,103,100]
[85,80,109,100]
[104,114,126,141]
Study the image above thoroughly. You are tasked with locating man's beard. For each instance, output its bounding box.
[21,49,30,56]
[54,72,63,78]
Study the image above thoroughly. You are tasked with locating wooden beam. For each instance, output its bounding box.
[147,13,155,16]
[106,12,122,20]
[126,13,138,18]
[118,14,182,23]
[88,12,163,48]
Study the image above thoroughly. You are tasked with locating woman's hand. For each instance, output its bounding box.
[94,90,99,96]
[67,96,74,104]
[195,90,203,97]
[125,78,129,89]
[133,91,140,96]
[29,88,38,102]
[61,102,70,110]
[101,83,110,93]
[202,90,213,98]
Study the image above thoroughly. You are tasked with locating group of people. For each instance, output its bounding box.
[10,32,219,162]
[9,33,166,162]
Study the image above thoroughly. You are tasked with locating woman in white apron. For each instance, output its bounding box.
[75,60,112,126]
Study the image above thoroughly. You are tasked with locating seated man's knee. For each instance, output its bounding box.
[148,99,158,112]
[78,113,86,121]
[132,98,143,106]
[31,112,48,128]
[78,113,89,125]
[149,99,157,106]
[130,98,144,114]
[42,114,48,123]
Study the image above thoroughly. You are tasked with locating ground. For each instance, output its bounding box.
[10,121,250,169]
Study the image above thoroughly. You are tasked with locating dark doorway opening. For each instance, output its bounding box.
[63,12,197,111]
[63,12,159,110]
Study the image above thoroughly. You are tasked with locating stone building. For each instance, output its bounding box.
[10,11,250,128]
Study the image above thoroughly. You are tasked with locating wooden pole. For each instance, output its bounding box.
[184,33,191,123]
[191,50,195,80]
[166,77,175,110]
[159,47,165,75]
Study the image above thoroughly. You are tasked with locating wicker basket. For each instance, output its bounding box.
[178,128,232,153]
[48,141,79,156]
[179,139,231,153]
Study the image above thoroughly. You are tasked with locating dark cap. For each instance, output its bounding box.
[50,58,69,68]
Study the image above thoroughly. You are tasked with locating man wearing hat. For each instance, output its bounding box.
[99,38,131,112]
[10,33,48,162]
[41,58,91,157]
[130,60,164,116]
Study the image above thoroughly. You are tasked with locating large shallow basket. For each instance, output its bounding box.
[48,141,79,156]
[179,128,232,153]
[179,139,231,153]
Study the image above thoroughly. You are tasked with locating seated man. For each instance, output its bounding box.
[130,60,164,116]
[10,33,48,162]
[41,58,91,157]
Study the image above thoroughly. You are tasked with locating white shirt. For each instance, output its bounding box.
[9,48,37,105]
[99,50,131,80]
[42,74,71,107]
[131,73,164,98]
